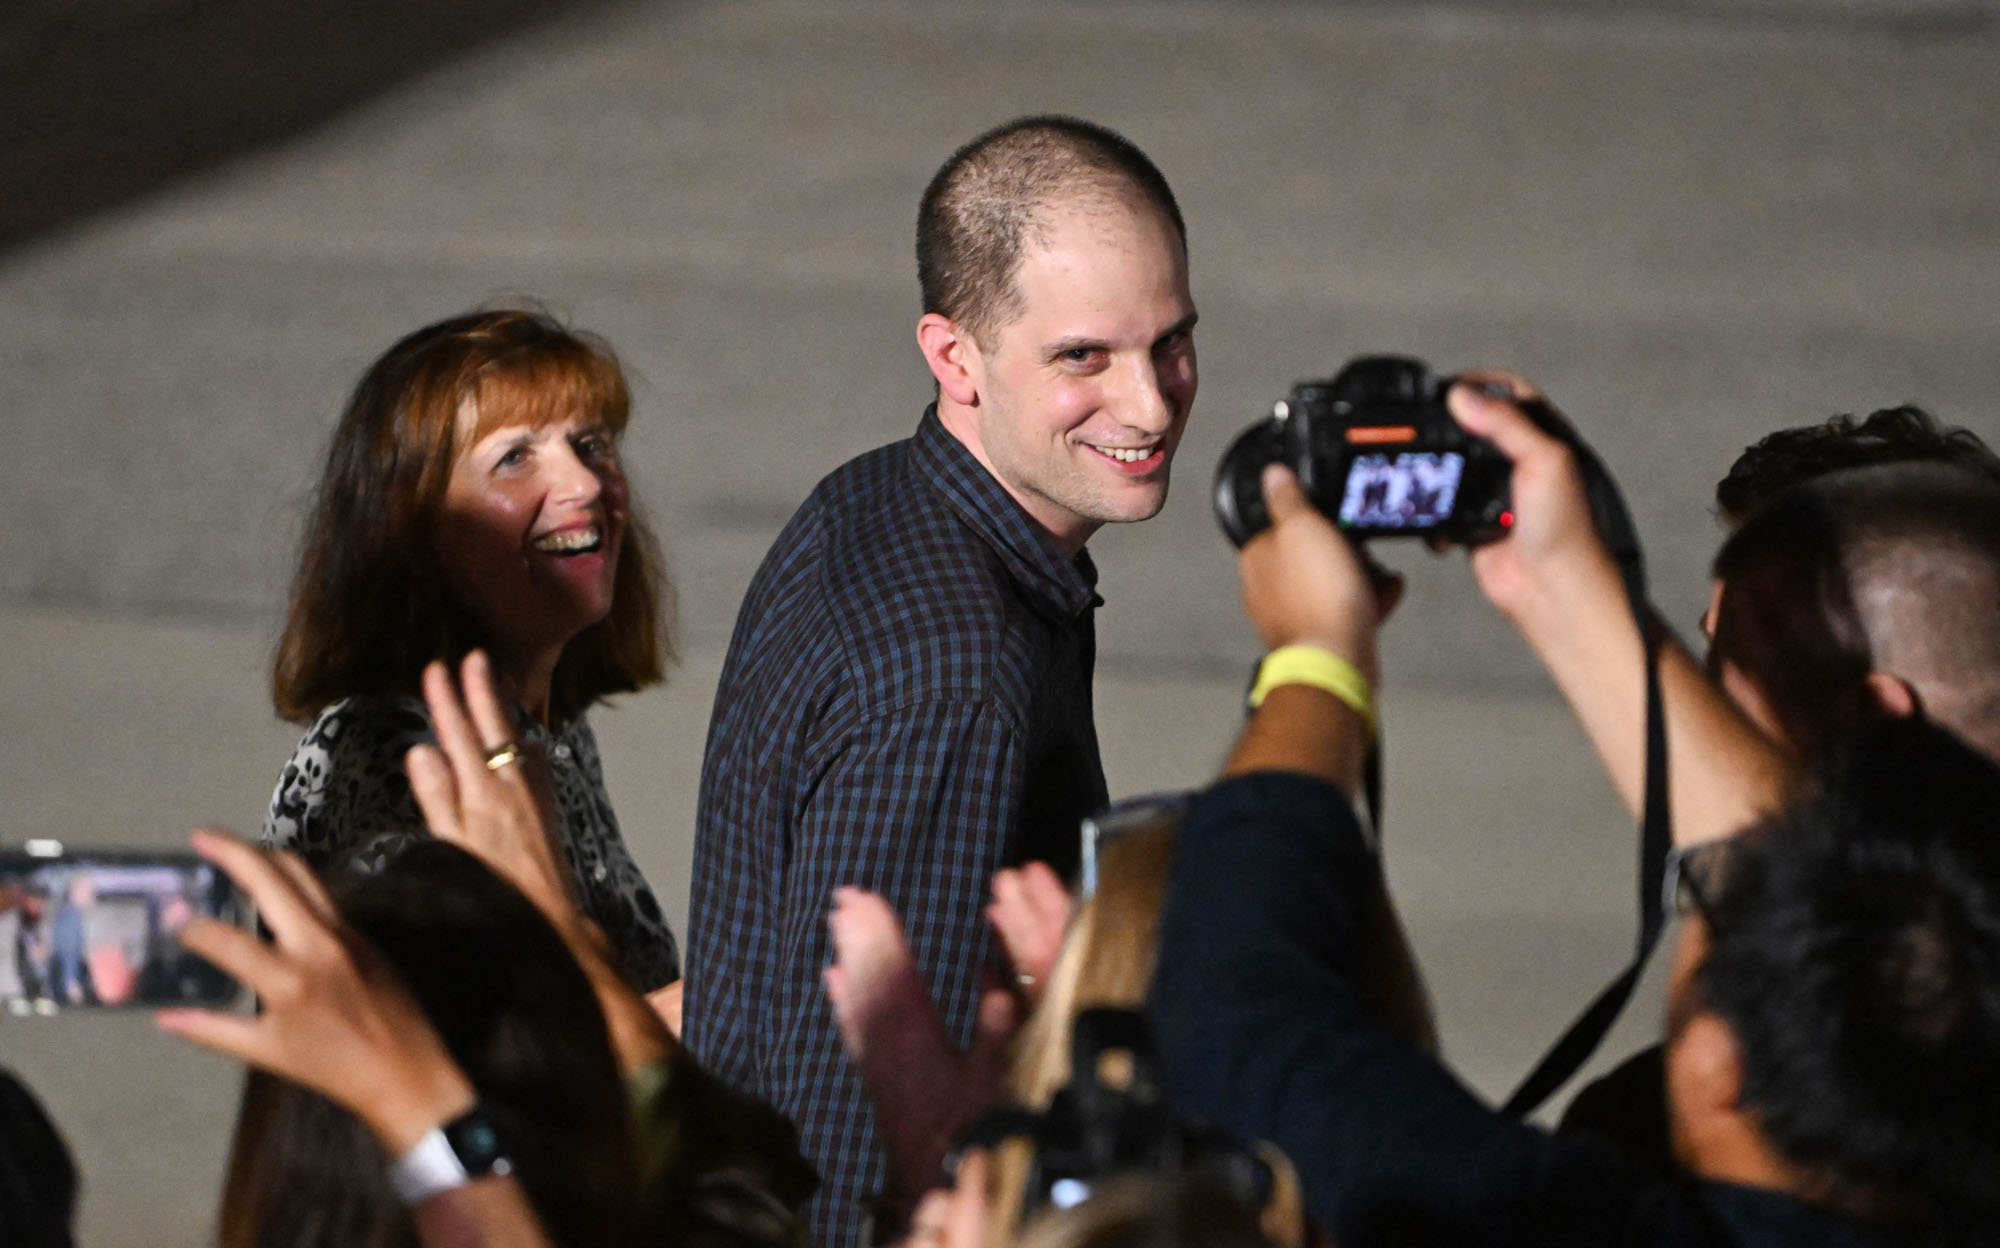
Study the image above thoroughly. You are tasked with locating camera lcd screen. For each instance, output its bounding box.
[0,854,236,1011]
[1338,452,1465,529]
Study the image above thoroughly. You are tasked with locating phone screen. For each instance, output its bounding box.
[0,850,238,1013]
[1338,451,1466,530]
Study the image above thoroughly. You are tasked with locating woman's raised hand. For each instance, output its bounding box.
[406,653,578,930]
[409,651,679,1066]
[155,829,474,1156]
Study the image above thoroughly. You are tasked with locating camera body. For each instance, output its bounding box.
[1214,355,1514,548]
[954,1008,1274,1221]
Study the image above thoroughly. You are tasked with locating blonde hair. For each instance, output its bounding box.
[980,818,1305,1248]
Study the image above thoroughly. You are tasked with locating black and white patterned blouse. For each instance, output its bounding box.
[263,695,680,990]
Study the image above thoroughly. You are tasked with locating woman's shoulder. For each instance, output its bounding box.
[299,694,433,751]
[263,695,433,862]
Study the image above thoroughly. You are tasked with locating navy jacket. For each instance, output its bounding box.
[1148,771,1991,1247]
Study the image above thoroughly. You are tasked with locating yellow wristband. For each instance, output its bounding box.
[1248,644,1376,736]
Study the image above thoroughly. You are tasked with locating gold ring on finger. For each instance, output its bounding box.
[483,741,523,772]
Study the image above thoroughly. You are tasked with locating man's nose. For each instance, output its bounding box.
[1117,354,1178,434]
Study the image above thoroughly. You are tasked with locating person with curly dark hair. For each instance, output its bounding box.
[1713,404,2000,528]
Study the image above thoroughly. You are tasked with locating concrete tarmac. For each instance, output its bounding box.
[2,0,1997,1242]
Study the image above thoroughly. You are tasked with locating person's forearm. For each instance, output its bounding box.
[410,1179,557,1248]
[1511,559,1796,845]
[1222,684,1368,797]
[1150,774,1494,1236]
[555,914,672,1074]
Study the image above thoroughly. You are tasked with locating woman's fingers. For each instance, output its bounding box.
[421,659,491,784]
[984,864,1069,991]
[406,743,464,842]
[456,651,520,763]
[188,829,321,950]
[270,848,339,925]
[173,915,284,994]
[155,1005,271,1067]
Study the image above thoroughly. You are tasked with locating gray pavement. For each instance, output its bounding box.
[2,0,1998,1242]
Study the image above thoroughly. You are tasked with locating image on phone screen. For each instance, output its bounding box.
[0,852,238,1013]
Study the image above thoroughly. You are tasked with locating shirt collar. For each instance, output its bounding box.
[913,405,1102,620]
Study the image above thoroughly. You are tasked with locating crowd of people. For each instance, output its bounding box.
[6,114,2000,1248]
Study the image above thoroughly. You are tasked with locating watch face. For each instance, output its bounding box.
[444,1107,512,1177]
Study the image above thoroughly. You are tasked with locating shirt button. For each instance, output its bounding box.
[552,743,573,761]
[593,864,608,882]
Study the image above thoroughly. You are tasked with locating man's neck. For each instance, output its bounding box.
[934,396,1097,557]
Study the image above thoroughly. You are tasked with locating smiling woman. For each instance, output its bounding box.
[261,308,681,992]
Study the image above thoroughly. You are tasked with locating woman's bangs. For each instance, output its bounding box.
[464,345,630,445]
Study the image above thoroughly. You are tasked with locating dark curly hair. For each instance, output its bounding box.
[1715,405,2000,528]
[1695,717,2000,1221]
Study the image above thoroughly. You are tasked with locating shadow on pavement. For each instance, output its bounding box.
[0,0,620,253]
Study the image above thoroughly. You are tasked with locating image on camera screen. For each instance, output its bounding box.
[1337,452,1465,529]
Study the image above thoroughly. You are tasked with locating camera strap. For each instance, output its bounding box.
[1496,411,1673,1120]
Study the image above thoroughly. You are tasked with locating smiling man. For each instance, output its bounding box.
[682,116,1196,1248]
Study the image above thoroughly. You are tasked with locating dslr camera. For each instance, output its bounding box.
[1214,355,1513,547]
[953,1008,1274,1220]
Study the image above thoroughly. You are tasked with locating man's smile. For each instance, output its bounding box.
[1083,441,1166,470]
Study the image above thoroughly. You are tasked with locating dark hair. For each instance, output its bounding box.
[1715,405,2000,527]
[1695,717,2000,1218]
[1708,484,1873,759]
[1711,461,2000,759]
[0,1067,77,1247]
[917,115,1185,349]
[272,307,672,724]
[217,842,639,1248]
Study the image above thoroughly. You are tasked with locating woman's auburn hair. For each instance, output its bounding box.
[271,307,672,723]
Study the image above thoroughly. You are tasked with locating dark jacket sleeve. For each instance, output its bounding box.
[1146,771,1704,1248]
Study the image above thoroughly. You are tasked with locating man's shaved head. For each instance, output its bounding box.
[917,115,1186,350]
[1712,462,2000,759]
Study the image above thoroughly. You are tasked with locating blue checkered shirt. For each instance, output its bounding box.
[684,407,1107,1248]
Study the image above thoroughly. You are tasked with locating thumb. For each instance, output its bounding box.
[967,985,1020,1075]
[1260,463,1311,523]
[1446,375,1551,465]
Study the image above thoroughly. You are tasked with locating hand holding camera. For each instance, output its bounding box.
[1443,372,1627,642]
[1236,464,1389,686]
[1214,356,1515,549]
[1213,355,1624,652]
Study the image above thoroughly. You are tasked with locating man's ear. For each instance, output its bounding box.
[1862,670,1920,720]
[917,313,981,408]
[1675,1010,1745,1117]
[1671,1008,1802,1192]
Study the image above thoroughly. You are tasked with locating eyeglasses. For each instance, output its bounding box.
[1662,837,1734,925]
[1077,792,1192,899]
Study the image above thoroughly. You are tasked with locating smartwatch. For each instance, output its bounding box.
[388,1104,514,1205]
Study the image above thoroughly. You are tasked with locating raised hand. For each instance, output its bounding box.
[405,653,576,928]
[1446,372,1621,634]
[984,862,1071,1006]
[824,887,1017,1202]
[155,829,473,1156]
[1239,464,1388,682]
[406,650,677,1066]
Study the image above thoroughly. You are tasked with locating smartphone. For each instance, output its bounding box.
[0,842,240,1014]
